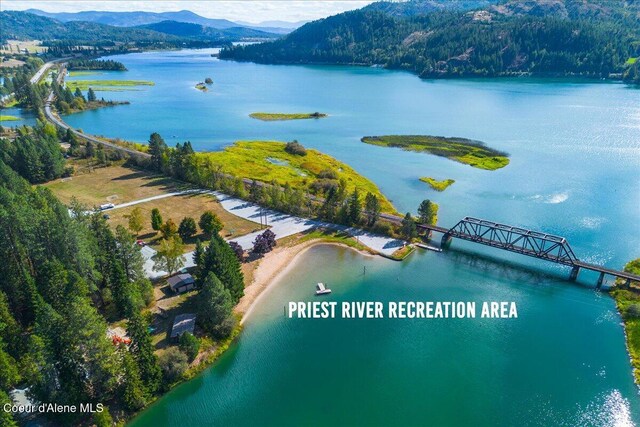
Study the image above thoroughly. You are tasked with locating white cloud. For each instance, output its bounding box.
[2,1,375,24]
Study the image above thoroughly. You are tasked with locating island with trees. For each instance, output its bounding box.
[362,135,509,170]
[420,177,455,191]
[249,112,327,121]
[67,59,128,71]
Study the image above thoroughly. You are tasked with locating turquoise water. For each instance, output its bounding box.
[62,49,640,425]
[0,106,38,128]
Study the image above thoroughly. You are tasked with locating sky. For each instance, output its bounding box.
[2,1,376,24]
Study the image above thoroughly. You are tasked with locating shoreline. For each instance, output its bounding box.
[237,238,376,325]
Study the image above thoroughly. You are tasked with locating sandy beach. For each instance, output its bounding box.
[236,239,375,324]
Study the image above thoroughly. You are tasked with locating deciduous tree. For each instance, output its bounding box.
[153,235,184,276]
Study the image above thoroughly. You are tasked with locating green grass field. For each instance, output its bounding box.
[249,112,327,121]
[362,135,510,170]
[420,177,455,191]
[66,79,155,91]
[193,140,395,213]
[0,115,21,122]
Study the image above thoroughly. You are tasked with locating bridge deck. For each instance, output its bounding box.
[574,261,640,281]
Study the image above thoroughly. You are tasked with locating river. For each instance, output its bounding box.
[62,49,639,426]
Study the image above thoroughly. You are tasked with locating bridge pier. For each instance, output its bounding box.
[441,234,452,249]
[569,266,580,281]
[596,272,605,289]
[624,278,631,289]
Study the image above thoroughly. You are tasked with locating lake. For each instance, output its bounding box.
[63,49,640,426]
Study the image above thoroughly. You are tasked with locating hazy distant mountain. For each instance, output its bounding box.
[25,9,240,28]
[24,8,293,34]
[235,20,309,33]
[138,21,279,40]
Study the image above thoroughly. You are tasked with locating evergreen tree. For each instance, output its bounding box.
[151,208,163,232]
[192,239,206,279]
[202,234,245,302]
[347,188,362,225]
[364,192,381,226]
[87,87,97,102]
[178,217,197,240]
[120,348,147,411]
[199,211,223,235]
[114,225,145,282]
[73,87,86,102]
[127,312,161,395]
[197,273,235,338]
[148,133,167,171]
[401,212,417,240]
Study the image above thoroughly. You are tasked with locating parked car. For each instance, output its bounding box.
[99,203,115,211]
[136,240,146,247]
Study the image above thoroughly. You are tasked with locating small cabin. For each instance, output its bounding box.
[170,313,196,340]
[167,273,195,294]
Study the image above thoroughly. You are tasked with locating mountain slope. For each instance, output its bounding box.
[363,0,497,17]
[0,11,180,43]
[138,21,278,40]
[220,0,640,79]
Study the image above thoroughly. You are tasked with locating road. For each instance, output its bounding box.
[139,190,406,279]
[29,59,62,84]
[40,59,151,159]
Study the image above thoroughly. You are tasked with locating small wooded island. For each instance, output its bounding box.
[249,112,327,121]
[420,177,455,191]
[361,135,509,170]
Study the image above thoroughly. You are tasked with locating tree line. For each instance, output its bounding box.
[221,6,640,80]
[0,158,160,425]
[67,59,127,71]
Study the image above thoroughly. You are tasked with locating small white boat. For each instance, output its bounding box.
[315,282,332,295]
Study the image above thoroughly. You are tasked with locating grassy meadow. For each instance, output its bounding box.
[362,135,510,170]
[194,140,395,213]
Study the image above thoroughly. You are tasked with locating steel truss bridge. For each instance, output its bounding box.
[415,217,640,288]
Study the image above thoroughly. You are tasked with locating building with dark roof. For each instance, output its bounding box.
[167,273,195,294]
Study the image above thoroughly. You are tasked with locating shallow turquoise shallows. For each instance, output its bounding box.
[63,49,640,426]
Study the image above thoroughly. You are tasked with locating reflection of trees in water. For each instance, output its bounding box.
[445,247,592,289]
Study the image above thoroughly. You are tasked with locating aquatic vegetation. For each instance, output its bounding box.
[65,79,155,91]
[249,112,327,121]
[362,135,509,170]
[0,115,21,121]
[420,177,455,191]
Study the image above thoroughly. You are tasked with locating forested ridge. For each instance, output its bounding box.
[0,127,245,425]
[220,0,640,81]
